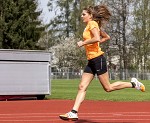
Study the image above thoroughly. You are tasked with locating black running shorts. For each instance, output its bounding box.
[84,55,107,75]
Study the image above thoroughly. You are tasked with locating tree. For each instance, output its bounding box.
[49,37,87,69]
[0,0,45,49]
[132,0,150,71]
[102,0,134,79]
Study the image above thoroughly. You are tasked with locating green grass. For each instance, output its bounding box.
[46,79,150,101]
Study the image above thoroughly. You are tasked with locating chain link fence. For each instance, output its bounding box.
[51,68,150,80]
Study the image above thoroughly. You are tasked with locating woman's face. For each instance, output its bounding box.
[81,10,92,23]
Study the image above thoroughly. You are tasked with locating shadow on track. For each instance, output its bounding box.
[75,119,135,123]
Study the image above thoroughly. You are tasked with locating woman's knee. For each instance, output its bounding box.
[78,84,87,91]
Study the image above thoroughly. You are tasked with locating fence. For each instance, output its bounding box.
[51,68,150,80]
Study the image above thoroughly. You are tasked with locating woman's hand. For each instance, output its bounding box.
[77,41,84,47]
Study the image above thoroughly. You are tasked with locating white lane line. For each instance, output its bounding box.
[0,119,61,122]
[0,112,149,116]
[0,118,150,122]
[0,113,57,116]
[92,119,150,121]
[0,114,150,119]
[0,116,57,118]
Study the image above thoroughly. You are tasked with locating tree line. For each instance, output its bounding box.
[47,0,150,76]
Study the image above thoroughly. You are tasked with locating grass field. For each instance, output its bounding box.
[46,79,150,101]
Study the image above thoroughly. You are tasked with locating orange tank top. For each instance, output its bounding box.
[83,21,104,60]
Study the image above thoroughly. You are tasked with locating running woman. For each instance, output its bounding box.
[59,4,145,121]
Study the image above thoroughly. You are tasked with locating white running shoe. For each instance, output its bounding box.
[131,78,145,92]
[59,111,78,121]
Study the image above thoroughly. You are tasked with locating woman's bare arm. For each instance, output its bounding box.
[99,30,110,43]
[77,27,100,47]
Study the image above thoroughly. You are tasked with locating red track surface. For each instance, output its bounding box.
[0,100,149,123]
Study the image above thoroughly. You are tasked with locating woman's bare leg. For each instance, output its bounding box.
[98,72,132,92]
[72,73,94,111]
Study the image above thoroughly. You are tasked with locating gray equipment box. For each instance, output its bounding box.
[0,49,51,96]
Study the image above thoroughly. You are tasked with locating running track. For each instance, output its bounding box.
[0,100,150,123]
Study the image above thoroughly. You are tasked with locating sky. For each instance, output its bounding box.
[38,0,54,24]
